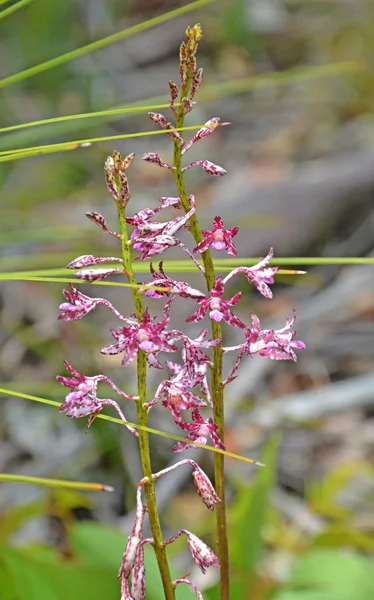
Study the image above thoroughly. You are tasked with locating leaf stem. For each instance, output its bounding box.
[173,110,230,600]
[116,196,175,600]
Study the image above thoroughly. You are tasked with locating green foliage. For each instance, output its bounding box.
[205,435,280,599]
[0,543,120,600]
[0,521,200,600]
[274,550,374,600]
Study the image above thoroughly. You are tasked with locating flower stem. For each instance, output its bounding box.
[173,112,230,600]
[116,199,175,600]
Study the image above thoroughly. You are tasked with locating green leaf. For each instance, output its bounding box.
[231,434,280,588]
[307,461,373,519]
[274,550,374,600]
[0,501,43,542]
[0,543,120,600]
[70,522,194,600]
[313,525,374,551]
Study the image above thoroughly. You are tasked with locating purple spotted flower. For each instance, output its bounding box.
[172,408,225,452]
[141,262,205,300]
[57,361,137,434]
[170,329,221,395]
[186,277,245,328]
[193,216,238,256]
[223,310,306,384]
[223,247,279,299]
[101,299,177,368]
[145,368,208,423]
[58,284,132,323]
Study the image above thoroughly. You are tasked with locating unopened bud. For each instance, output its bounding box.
[67,255,123,269]
[182,118,220,155]
[169,80,179,114]
[75,268,124,282]
[189,68,203,100]
[192,464,221,511]
[148,112,167,128]
[142,153,175,172]
[183,530,219,574]
[179,41,187,62]
[181,97,193,115]
[85,212,121,239]
[104,157,120,201]
[118,487,146,579]
[131,542,146,600]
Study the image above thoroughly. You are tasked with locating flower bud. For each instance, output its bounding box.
[189,68,203,100]
[85,212,121,239]
[104,156,120,201]
[192,464,221,511]
[67,255,123,269]
[75,268,124,282]
[131,542,146,600]
[118,487,146,579]
[182,530,220,574]
[142,153,175,171]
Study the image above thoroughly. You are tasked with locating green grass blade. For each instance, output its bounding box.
[0,0,32,20]
[0,124,216,163]
[233,435,280,591]
[1,257,374,280]
[0,61,361,139]
[0,103,178,135]
[0,387,261,466]
[0,473,114,492]
[202,60,363,100]
[0,0,214,89]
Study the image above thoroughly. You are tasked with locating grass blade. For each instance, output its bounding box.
[0,387,262,466]
[0,0,214,89]
[0,473,114,492]
[0,0,32,20]
[0,124,218,162]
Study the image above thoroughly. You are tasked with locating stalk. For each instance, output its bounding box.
[116,196,175,600]
[173,108,230,600]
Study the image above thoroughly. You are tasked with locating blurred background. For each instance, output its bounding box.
[1,0,374,599]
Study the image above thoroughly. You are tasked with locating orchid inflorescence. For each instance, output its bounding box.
[57,24,305,600]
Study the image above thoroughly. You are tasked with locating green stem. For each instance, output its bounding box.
[173,110,230,600]
[116,201,175,600]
